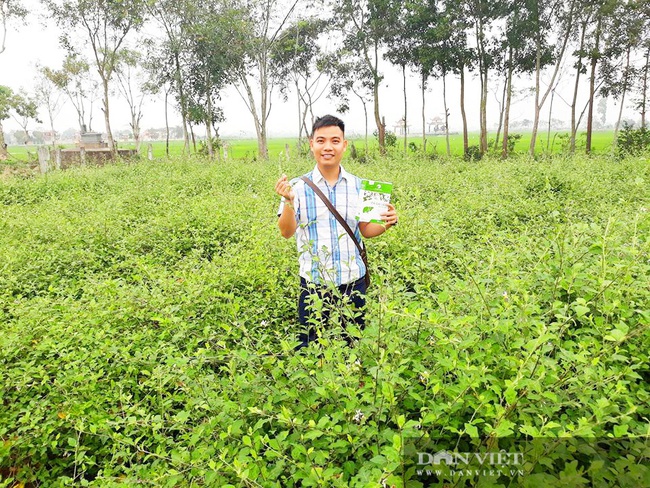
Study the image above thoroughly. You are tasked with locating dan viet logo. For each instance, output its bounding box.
[416,450,525,478]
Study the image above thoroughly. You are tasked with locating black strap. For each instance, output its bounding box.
[301,176,370,287]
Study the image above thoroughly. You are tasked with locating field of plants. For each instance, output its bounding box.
[1,151,649,487]
[4,130,617,163]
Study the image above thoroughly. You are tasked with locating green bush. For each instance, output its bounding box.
[616,122,650,159]
[0,155,648,486]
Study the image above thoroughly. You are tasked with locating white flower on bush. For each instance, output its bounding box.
[419,371,430,385]
[353,409,365,423]
[260,320,268,326]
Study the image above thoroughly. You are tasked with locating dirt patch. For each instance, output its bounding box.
[0,164,39,180]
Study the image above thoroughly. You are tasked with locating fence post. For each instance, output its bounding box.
[37,146,50,174]
[285,143,290,159]
[55,148,62,170]
[147,143,153,161]
[80,147,86,165]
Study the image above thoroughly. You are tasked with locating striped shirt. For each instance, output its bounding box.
[278,165,366,286]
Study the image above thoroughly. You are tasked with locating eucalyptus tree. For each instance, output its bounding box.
[582,0,620,153]
[0,85,17,158]
[0,0,26,55]
[636,39,650,128]
[389,0,441,154]
[42,54,96,134]
[463,0,508,154]
[497,0,538,157]
[35,65,65,147]
[325,57,374,152]
[145,0,196,154]
[527,0,576,156]
[271,17,330,147]
[115,49,146,152]
[8,89,40,145]
[634,0,650,129]
[234,0,301,159]
[567,0,595,152]
[402,0,474,156]
[599,0,647,144]
[634,0,650,128]
[384,2,416,153]
[332,0,401,154]
[183,1,247,159]
[141,42,175,155]
[433,0,475,157]
[44,0,146,153]
[495,0,556,157]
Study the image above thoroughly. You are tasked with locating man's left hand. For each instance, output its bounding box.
[381,203,398,228]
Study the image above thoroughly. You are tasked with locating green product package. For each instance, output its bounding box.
[357,179,393,224]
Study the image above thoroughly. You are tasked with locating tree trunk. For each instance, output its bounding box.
[362,101,368,153]
[164,89,170,158]
[613,45,631,147]
[460,66,469,157]
[133,117,141,153]
[641,46,649,129]
[373,81,384,154]
[240,73,268,160]
[373,44,385,154]
[49,109,57,149]
[530,0,575,156]
[102,78,115,153]
[296,78,302,143]
[189,123,197,153]
[546,89,555,152]
[494,69,507,150]
[205,93,214,160]
[570,20,588,153]
[352,87,368,153]
[402,64,407,153]
[476,14,488,155]
[479,67,488,154]
[502,61,513,159]
[0,120,8,160]
[301,102,309,141]
[173,51,191,155]
[586,17,602,154]
[443,72,451,157]
[205,118,214,160]
[529,36,542,157]
[421,71,426,153]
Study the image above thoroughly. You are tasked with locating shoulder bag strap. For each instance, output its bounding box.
[301,176,370,287]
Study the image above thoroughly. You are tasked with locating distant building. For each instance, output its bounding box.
[392,117,411,135]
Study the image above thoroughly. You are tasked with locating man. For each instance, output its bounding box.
[275,114,398,349]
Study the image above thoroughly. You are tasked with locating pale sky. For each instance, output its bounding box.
[2,1,637,139]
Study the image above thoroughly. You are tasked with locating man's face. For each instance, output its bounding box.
[310,125,347,171]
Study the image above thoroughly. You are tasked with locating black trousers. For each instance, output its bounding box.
[296,276,367,349]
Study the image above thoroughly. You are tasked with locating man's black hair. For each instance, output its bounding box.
[312,114,345,136]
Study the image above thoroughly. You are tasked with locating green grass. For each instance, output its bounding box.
[5,131,616,163]
[1,152,648,486]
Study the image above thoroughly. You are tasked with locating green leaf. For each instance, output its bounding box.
[464,423,479,438]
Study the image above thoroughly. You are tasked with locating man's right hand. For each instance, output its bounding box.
[275,174,295,204]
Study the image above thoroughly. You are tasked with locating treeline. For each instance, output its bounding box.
[1,0,649,160]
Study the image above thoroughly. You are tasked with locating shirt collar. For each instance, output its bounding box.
[311,165,349,185]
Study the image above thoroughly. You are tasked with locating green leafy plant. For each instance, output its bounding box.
[0,153,647,486]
